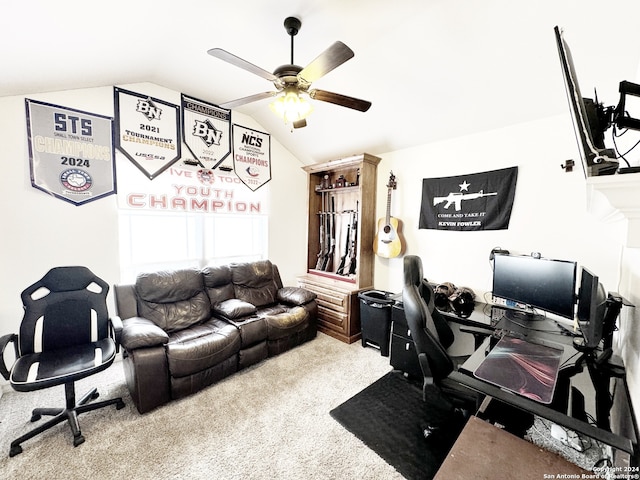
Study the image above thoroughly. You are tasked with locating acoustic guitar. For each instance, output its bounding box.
[374,172,404,258]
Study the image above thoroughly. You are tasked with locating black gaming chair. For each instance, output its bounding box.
[0,266,125,457]
[402,255,491,437]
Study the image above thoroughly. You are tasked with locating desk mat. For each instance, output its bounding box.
[473,335,563,404]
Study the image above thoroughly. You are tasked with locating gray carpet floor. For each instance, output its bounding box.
[0,333,404,480]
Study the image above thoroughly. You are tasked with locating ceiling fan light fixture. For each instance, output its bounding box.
[269,87,313,124]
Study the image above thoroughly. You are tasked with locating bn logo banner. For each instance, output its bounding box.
[181,94,231,170]
[114,87,181,180]
[232,124,271,191]
[419,166,518,231]
[25,99,116,206]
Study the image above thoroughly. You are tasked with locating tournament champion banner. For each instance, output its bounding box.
[25,99,116,206]
[419,166,518,231]
[181,94,231,170]
[114,87,181,180]
[232,124,271,191]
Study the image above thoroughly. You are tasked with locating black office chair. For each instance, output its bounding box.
[402,255,491,437]
[0,266,125,457]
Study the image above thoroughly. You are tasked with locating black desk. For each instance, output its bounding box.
[390,301,495,380]
[454,307,638,461]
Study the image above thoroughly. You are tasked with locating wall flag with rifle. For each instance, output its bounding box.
[374,171,405,258]
[419,166,518,231]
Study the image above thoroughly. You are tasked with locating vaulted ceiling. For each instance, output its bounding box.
[3,0,640,164]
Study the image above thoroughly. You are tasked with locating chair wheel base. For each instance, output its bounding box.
[9,445,23,457]
[422,425,439,439]
[30,413,41,422]
[116,400,125,410]
[73,435,85,447]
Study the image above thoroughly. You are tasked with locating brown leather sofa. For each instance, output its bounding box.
[113,260,317,413]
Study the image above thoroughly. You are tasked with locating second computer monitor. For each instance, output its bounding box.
[576,266,608,348]
[492,254,577,320]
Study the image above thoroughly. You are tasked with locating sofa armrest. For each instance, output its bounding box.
[121,317,169,351]
[0,333,17,381]
[277,286,317,306]
[212,298,257,320]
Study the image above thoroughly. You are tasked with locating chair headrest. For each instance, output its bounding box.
[403,255,423,288]
[38,266,103,293]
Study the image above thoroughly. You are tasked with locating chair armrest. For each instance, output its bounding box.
[277,286,317,306]
[110,315,124,351]
[459,325,494,350]
[0,333,18,381]
[121,317,169,351]
[459,325,494,336]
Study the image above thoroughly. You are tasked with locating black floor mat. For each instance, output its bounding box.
[330,371,466,480]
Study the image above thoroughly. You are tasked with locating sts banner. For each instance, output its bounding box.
[419,167,518,231]
[25,99,116,206]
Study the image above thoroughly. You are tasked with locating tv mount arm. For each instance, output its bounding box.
[614,81,640,131]
[597,80,640,132]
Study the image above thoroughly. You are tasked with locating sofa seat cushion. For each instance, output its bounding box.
[166,318,241,377]
[263,306,310,341]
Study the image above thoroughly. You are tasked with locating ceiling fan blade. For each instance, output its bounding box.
[309,89,372,112]
[298,41,354,84]
[207,48,277,82]
[219,91,276,109]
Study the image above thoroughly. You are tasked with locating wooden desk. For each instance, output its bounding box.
[434,416,589,480]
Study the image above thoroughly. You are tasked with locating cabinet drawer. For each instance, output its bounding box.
[390,334,421,379]
[318,305,347,329]
[392,320,412,339]
[299,283,348,311]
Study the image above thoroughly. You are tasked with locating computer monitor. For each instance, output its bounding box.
[554,25,619,177]
[576,266,608,349]
[492,254,577,320]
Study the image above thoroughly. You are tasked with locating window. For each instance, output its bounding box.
[118,210,268,284]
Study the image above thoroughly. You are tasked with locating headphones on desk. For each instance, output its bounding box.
[449,287,476,318]
[434,283,476,317]
[434,282,456,311]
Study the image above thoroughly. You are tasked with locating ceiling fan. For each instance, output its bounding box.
[207,16,371,129]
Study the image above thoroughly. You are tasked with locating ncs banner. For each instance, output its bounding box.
[114,87,181,180]
[232,124,271,191]
[25,98,116,206]
[419,166,518,231]
[181,94,231,170]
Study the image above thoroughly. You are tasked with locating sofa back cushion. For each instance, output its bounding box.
[202,265,235,305]
[135,268,210,333]
[231,260,278,308]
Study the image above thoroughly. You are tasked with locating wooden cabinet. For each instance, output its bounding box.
[298,153,380,343]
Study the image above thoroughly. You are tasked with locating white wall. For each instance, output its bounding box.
[370,113,639,419]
